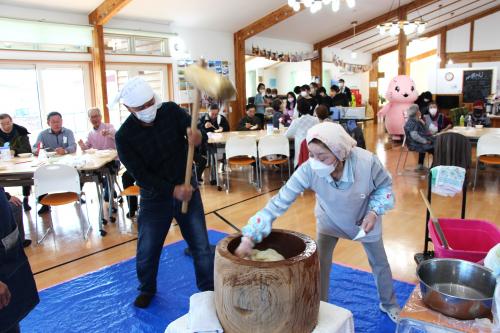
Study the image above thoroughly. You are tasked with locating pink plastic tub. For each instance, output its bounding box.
[429,218,500,263]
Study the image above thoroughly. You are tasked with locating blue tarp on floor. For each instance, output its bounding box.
[22,230,415,333]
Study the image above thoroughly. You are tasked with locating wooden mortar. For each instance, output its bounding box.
[214,229,320,333]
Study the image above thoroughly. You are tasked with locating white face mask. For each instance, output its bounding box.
[309,158,337,178]
[288,97,294,103]
[271,94,277,98]
[300,91,308,97]
[135,104,157,123]
[429,108,438,116]
[259,89,265,94]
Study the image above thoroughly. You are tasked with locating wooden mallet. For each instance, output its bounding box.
[181,61,236,213]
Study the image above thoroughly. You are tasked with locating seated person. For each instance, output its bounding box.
[33,111,76,155]
[423,102,452,134]
[33,111,77,215]
[199,103,229,133]
[404,104,434,170]
[4,190,31,247]
[0,113,32,211]
[271,98,284,129]
[330,85,350,107]
[470,100,491,127]
[315,104,332,123]
[238,104,262,131]
[79,107,119,209]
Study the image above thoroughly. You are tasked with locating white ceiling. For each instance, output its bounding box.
[260,0,414,44]
[1,0,498,54]
[326,0,499,55]
[0,0,286,32]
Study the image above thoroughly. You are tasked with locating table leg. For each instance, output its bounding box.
[95,178,106,236]
[105,170,115,224]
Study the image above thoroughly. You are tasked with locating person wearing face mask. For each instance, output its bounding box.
[415,91,433,116]
[254,83,267,124]
[235,122,400,323]
[423,103,452,134]
[284,92,296,126]
[271,88,278,99]
[338,79,352,106]
[300,84,317,112]
[114,77,214,309]
[470,100,491,127]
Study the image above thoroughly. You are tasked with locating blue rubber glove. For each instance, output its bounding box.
[241,211,273,243]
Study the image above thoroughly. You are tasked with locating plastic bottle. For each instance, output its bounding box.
[466,115,472,128]
[266,122,273,135]
[459,115,465,127]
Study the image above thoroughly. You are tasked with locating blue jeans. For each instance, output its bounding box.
[136,188,214,294]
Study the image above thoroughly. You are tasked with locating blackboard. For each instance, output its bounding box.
[462,69,493,103]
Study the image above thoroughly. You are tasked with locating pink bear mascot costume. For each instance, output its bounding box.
[378,75,418,140]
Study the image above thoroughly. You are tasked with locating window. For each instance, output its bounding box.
[0,64,92,144]
[106,65,169,129]
[103,33,169,56]
[103,35,131,54]
[0,66,41,144]
[134,37,165,56]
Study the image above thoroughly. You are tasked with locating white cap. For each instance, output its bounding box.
[110,77,155,108]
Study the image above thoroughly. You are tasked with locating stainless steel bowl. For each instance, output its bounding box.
[417,258,496,320]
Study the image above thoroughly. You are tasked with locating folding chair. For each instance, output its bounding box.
[34,164,91,244]
[474,133,500,189]
[258,134,291,186]
[224,136,258,193]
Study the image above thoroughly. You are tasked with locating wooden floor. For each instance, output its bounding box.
[8,121,499,291]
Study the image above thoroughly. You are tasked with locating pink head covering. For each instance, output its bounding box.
[306,122,357,161]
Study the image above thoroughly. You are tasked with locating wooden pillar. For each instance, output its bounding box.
[232,32,246,131]
[91,25,109,122]
[440,29,447,68]
[369,54,379,123]
[311,47,323,85]
[397,9,407,75]
[469,21,475,67]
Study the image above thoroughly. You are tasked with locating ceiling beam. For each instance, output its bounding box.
[347,0,483,52]
[89,0,132,25]
[314,0,439,49]
[235,4,305,40]
[358,1,498,54]
[416,3,500,40]
[233,4,305,125]
[446,49,500,63]
[88,0,132,121]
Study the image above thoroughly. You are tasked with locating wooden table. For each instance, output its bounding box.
[397,285,492,333]
[207,129,287,144]
[447,126,500,140]
[0,150,118,236]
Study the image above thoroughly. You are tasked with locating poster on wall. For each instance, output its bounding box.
[177,59,231,105]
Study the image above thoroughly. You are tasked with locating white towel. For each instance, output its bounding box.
[188,291,223,333]
[431,166,466,197]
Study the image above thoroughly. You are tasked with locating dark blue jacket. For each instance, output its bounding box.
[0,187,39,332]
